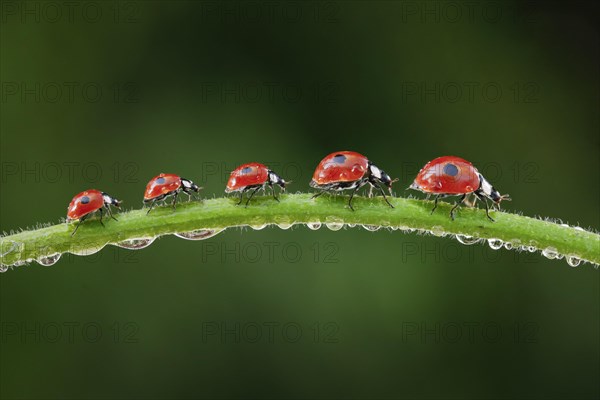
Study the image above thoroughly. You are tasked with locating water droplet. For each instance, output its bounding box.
[541,247,558,259]
[277,223,294,230]
[487,238,504,250]
[251,224,267,230]
[0,265,9,273]
[566,256,582,267]
[503,242,513,250]
[306,222,322,230]
[174,229,224,241]
[11,260,27,267]
[574,226,586,232]
[347,223,356,228]
[362,225,380,232]
[325,222,344,231]
[527,246,536,253]
[389,226,399,231]
[114,238,155,250]
[456,235,481,245]
[518,244,532,253]
[37,253,61,266]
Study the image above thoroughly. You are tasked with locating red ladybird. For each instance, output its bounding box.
[144,173,201,214]
[310,151,396,211]
[67,189,121,235]
[226,163,287,207]
[409,156,510,221]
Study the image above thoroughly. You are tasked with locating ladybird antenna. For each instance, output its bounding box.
[499,194,511,208]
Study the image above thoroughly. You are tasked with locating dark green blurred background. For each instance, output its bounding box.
[1,1,599,399]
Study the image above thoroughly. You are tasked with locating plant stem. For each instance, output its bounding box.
[1,194,599,268]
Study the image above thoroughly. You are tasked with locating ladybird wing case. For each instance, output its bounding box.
[67,189,104,220]
[414,156,481,194]
[144,173,182,200]
[312,151,369,185]
[227,163,269,191]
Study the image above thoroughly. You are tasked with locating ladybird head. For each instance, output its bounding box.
[491,191,511,209]
[102,192,122,208]
[181,178,201,193]
[268,170,288,190]
[369,163,397,194]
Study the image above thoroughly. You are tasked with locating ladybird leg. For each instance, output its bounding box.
[172,191,179,210]
[146,200,156,215]
[484,199,495,222]
[271,183,280,202]
[450,194,466,220]
[475,192,495,222]
[106,205,118,222]
[71,214,89,236]
[347,186,363,211]
[236,190,245,206]
[311,191,326,199]
[98,208,105,227]
[106,208,117,221]
[71,221,81,236]
[245,187,261,207]
[430,195,441,215]
[483,201,494,221]
[491,200,502,211]
[462,193,475,207]
[377,185,394,208]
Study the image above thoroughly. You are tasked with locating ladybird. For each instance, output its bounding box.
[144,173,201,214]
[225,163,288,207]
[310,151,396,211]
[409,155,510,221]
[67,189,121,235]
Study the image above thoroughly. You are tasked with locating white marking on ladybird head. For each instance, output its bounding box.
[479,174,494,197]
[370,164,382,179]
[268,171,287,188]
[102,193,121,207]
